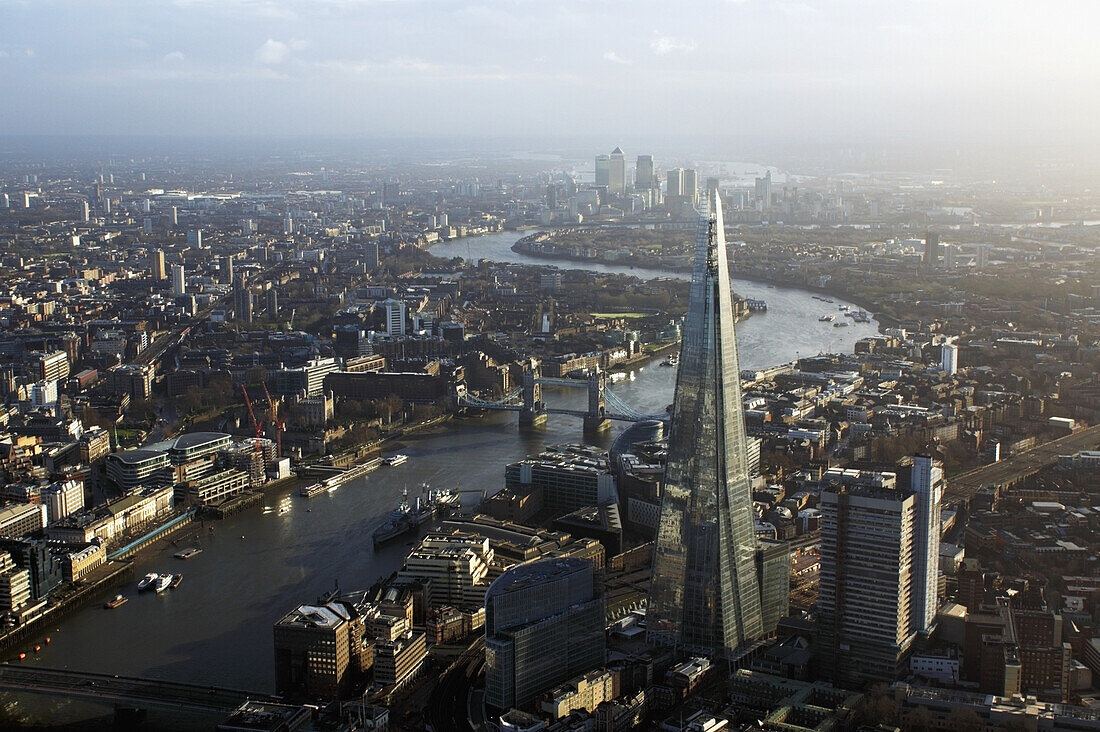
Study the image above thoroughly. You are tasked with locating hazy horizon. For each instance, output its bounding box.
[2,0,1098,154]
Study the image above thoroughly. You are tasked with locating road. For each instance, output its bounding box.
[945,424,1100,504]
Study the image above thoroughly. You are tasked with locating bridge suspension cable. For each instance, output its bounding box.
[459,388,523,409]
[602,386,669,422]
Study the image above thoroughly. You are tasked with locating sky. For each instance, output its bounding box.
[1,0,1098,149]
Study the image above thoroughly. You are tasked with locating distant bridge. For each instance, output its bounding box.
[0,666,268,716]
[458,364,668,433]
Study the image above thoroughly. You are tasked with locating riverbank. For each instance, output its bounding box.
[0,561,134,656]
[511,234,892,331]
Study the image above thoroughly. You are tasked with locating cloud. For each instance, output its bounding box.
[256,38,289,64]
[650,35,696,55]
[308,56,574,84]
[128,39,151,51]
[255,38,308,64]
[0,47,35,60]
[163,51,186,63]
[602,51,631,65]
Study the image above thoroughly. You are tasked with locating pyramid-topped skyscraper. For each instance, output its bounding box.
[647,191,788,658]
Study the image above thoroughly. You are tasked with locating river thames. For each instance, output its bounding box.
[6,230,877,727]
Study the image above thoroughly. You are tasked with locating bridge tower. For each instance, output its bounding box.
[583,369,611,434]
[519,359,547,428]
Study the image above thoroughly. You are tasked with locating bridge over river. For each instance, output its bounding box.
[0,665,270,716]
[458,364,669,433]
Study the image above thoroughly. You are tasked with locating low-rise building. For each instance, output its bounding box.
[541,668,615,721]
[374,630,426,690]
[187,469,251,505]
[273,601,369,701]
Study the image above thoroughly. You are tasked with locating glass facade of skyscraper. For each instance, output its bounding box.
[647,192,787,658]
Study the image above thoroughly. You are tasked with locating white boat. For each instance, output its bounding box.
[383,455,409,466]
[818,315,835,322]
[833,321,849,328]
[154,574,172,593]
[300,483,326,498]
[137,573,158,592]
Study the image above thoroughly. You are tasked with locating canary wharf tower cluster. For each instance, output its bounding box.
[648,191,789,658]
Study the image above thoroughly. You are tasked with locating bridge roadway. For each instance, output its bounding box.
[0,665,269,714]
[457,399,655,423]
[944,423,1100,505]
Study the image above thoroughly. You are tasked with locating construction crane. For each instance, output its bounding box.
[260,381,276,420]
[240,384,265,455]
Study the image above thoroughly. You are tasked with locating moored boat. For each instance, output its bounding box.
[154,574,172,593]
[408,495,433,527]
[137,573,158,592]
[383,454,408,467]
[372,491,413,547]
[170,574,183,589]
[104,594,127,609]
[300,483,326,498]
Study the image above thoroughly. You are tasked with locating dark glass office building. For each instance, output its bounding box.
[647,192,788,658]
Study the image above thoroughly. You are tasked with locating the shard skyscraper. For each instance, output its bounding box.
[647,191,788,659]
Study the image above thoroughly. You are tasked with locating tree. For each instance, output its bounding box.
[903,705,934,732]
[381,395,404,424]
[946,708,983,732]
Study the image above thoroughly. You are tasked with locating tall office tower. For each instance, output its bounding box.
[234,277,253,323]
[909,455,943,635]
[976,244,990,269]
[594,154,610,191]
[143,217,154,234]
[682,169,698,205]
[924,232,940,269]
[365,240,380,270]
[484,557,605,712]
[816,456,942,687]
[171,264,186,296]
[817,479,918,686]
[103,198,111,215]
[648,192,788,659]
[706,177,720,195]
[608,147,626,195]
[223,255,234,284]
[152,249,166,281]
[384,298,406,336]
[187,229,203,248]
[666,168,684,198]
[635,155,654,189]
[943,243,957,270]
[284,215,294,235]
[169,206,178,227]
[754,170,772,210]
[266,288,279,317]
[940,343,958,375]
[80,199,90,222]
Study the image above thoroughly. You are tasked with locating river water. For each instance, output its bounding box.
[9,230,876,726]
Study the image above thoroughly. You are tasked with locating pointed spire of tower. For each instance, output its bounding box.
[647,191,788,658]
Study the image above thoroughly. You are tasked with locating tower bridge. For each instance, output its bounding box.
[457,363,668,434]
